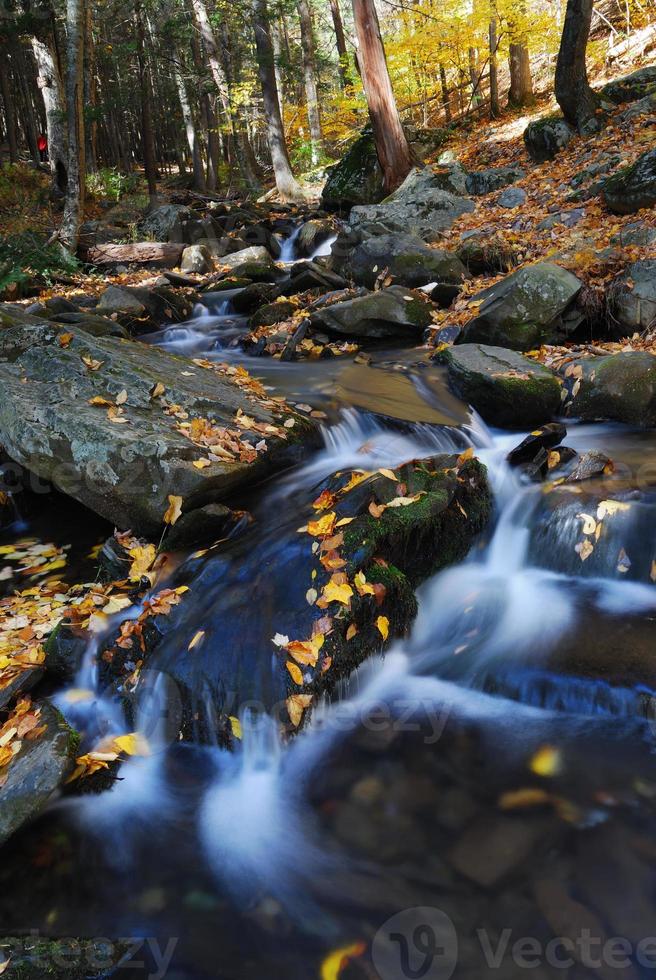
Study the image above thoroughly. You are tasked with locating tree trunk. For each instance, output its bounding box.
[329,0,353,88]
[439,63,451,122]
[251,0,304,201]
[84,2,98,171]
[297,0,322,164]
[489,18,500,118]
[555,0,600,131]
[31,36,68,196]
[60,0,86,251]
[0,47,18,163]
[508,42,533,107]
[135,0,158,206]
[174,63,206,191]
[351,0,412,194]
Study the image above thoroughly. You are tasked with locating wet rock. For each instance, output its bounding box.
[181,244,213,275]
[608,260,656,334]
[0,316,315,534]
[429,282,463,307]
[47,312,130,340]
[223,260,283,284]
[498,186,527,209]
[249,299,296,329]
[507,422,568,466]
[281,262,347,296]
[97,285,146,316]
[0,702,75,846]
[456,231,518,275]
[458,262,582,351]
[137,453,492,740]
[309,285,434,339]
[602,147,656,214]
[140,204,193,242]
[231,281,281,315]
[322,131,385,209]
[559,352,656,426]
[96,283,197,334]
[524,115,575,163]
[448,813,553,886]
[435,344,562,428]
[296,219,336,257]
[465,165,525,196]
[346,233,469,289]
[601,66,656,104]
[165,502,237,550]
[563,449,613,483]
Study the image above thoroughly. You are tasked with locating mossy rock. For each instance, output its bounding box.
[601,67,656,104]
[249,299,297,329]
[309,285,434,340]
[322,131,385,210]
[524,114,575,163]
[0,937,134,978]
[435,344,563,428]
[347,233,469,290]
[560,351,656,426]
[602,148,656,214]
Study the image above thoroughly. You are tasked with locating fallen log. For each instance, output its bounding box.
[84,242,184,267]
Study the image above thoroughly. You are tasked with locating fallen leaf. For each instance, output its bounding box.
[287,693,313,727]
[320,942,366,980]
[376,615,389,640]
[286,660,303,684]
[530,745,561,777]
[164,495,183,526]
[188,630,205,650]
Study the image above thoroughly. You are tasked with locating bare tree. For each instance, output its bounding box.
[298,0,322,164]
[555,0,600,131]
[32,36,68,196]
[351,0,412,193]
[60,0,86,250]
[329,0,353,89]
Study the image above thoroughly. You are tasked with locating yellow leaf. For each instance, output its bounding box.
[320,942,366,980]
[58,332,74,348]
[286,660,304,685]
[354,570,375,596]
[188,630,205,650]
[376,616,389,640]
[457,446,474,466]
[378,468,398,482]
[228,716,242,739]
[286,693,313,727]
[115,389,128,405]
[82,355,103,371]
[596,500,630,520]
[128,544,156,579]
[193,458,211,469]
[88,396,113,407]
[346,623,358,641]
[499,787,552,810]
[164,495,183,526]
[287,640,319,667]
[150,382,166,399]
[321,579,353,606]
[530,745,561,777]
[577,513,597,535]
[307,512,336,537]
[113,732,150,757]
[575,539,594,561]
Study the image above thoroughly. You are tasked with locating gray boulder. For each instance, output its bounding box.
[456,232,518,275]
[310,285,434,339]
[524,115,575,163]
[465,166,525,196]
[609,261,656,335]
[0,316,314,534]
[459,262,582,351]
[322,131,385,209]
[346,233,469,289]
[141,204,193,242]
[610,222,656,248]
[498,186,527,209]
[560,352,656,426]
[296,219,336,258]
[602,148,656,214]
[0,702,74,847]
[181,244,214,274]
[601,66,656,104]
[435,344,562,428]
[218,245,273,269]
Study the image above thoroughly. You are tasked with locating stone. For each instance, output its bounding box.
[498,186,527,208]
[322,131,385,209]
[458,262,582,352]
[524,115,575,163]
[610,222,656,248]
[0,316,315,534]
[456,232,518,275]
[249,299,296,330]
[602,148,656,214]
[309,285,434,339]
[448,813,552,887]
[507,422,568,465]
[346,233,469,289]
[140,204,193,242]
[465,165,525,196]
[165,503,236,550]
[601,66,656,104]
[347,176,475,243]
[435,344,562,428]
[0,702,74,847]
[231,281,281,314]
[296,219,336,258]
[609,260,656,335]
[560,351,656,426]
[96,285,146,315]
[181,244,213,275]
[218,245,274,270]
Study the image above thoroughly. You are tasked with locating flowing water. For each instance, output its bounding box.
[3,242,656,979]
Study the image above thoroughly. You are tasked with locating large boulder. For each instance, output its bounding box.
[435,344,562,428]
[296,219,336,258]
[0,701,74,847]
[346,233,469,289]
[456,232,519,275]
[458,262,583,351]
[322,131,385,209]
[346,169,475,243]
[140,204,194,242]
[218,245,275,270]
[524,115,575,163]
[95,283,198,334]
[559,352,656,426]
[181,244,213,274]
[601,66,656,104]
[309,285,434,339]
[602,148,656,214]
[0,316,315,534]
[609,260,656,335]
[465,165,525,196]
[119,453,492,739]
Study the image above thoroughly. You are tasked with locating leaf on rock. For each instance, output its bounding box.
[287,693,313,727]
[376,616,389,640]
[164,495,183,526]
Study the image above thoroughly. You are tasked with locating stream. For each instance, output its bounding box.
[2,229,656,979]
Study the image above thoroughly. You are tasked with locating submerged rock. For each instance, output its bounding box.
[322,131,385,209]
[560,351,656,426]
[309,285,434,339]
[602,148,656,214]
[0,701,75,847]
[0,315,315,534]
[436,344,562,428]
[458,262,582,351]
[346,233,469,289]
[124,453,491,740]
